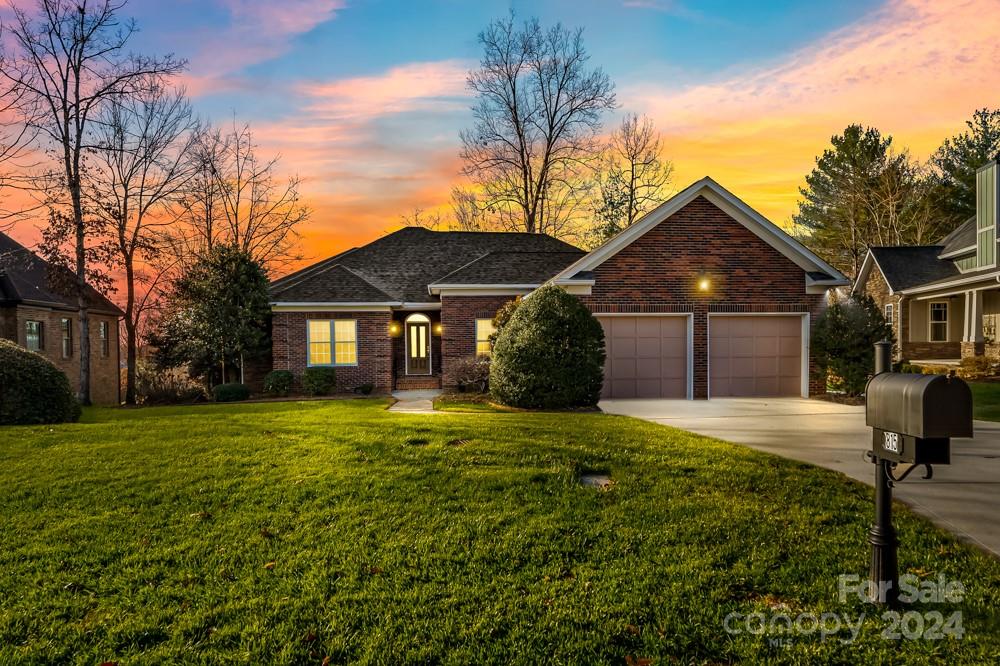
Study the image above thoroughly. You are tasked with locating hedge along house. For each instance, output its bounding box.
[0,231,123,405]
[268,177,848,399]
[854,158,1000,364]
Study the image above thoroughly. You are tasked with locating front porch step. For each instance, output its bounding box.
[394,375,442,390]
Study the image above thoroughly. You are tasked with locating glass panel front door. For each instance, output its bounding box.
[407,321,430,374]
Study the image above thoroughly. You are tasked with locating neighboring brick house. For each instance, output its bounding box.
[269,177,848,399]
[853,158,1000,363]
[0,232,122,405]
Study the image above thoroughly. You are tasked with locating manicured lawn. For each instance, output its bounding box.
[1,401,999,664]
[433,392,522,412]
[970,382,1000,421]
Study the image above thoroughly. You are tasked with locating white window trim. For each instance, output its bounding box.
[25,320,43,352]
[306,319,359,367]
[928,301,949,343]
[884,303,894,326]
[474,318,495,357]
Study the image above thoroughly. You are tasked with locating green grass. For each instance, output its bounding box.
[1,400,999,664]
[970,382,1000,421]
[432,392,521,413]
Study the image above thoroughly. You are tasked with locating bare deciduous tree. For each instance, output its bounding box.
[89,83,196,404]
[590,113,673,245]
[1,0,184,404]
[172,120,308,269]
[400,206,443,230]
[459,14,616,237]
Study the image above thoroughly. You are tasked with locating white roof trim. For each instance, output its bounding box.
[428,283,540,296]
[851,251,879,296]
[899,271,1000,296]
[550,176,848,284]
[938,245,975,260]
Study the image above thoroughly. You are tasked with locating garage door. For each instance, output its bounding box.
[598,316,688,399]
[709,315,802,397]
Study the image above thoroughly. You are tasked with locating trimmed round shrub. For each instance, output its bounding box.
[490,285,605,409]
[213,382,251,402]
[302,367,337,396]
[0,339,81,425]
[263,370,294,397]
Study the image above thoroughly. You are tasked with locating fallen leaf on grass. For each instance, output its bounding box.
[189,511,212,520]
[264,561,276,570]
[625,624,641,636]
[625,657,653,666]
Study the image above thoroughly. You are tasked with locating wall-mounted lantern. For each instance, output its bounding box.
[696,274,712,293]
[389,322,401,337]
[433,323,443,335]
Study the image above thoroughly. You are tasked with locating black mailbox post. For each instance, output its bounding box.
[864,342,973,605]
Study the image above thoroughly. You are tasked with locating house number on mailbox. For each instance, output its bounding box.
[883,432,900,454]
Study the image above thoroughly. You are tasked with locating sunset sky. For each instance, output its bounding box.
[5,0,1000,271]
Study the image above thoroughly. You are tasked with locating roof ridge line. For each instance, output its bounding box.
[428,251,493,286]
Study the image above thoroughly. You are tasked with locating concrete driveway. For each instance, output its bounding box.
[600,397,1000,557]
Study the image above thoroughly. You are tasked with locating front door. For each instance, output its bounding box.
[406,320,431,374]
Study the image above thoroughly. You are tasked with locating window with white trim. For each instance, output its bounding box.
[25,320,43,352]
[929,302,948,342]
[475,318,495,357]
[308,319,358,366]
[99,321,110,357]
[884,303,894,326]
[60,317,72,358]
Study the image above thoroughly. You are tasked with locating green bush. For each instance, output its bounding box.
[0,339,81,425]
[302,367,337,396]
[490,285,605,409]
[355,383,375,396]
[812,295,893,396]
[212,383,251,402]
[263,370,294,397]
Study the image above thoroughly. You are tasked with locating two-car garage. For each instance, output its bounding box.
[598,314,806,400]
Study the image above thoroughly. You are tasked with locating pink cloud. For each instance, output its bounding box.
[180,0,346,96]
[625,0,1000,224]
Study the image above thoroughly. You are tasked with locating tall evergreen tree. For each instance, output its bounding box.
[794,125,890,277]
[929,108,1000,226]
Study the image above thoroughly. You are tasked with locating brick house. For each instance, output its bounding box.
[854,158,1000,364]
[270,177,848,399]
[0,232,122,405]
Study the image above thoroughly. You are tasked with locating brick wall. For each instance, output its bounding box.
[901,341,962,359]
[2,304,121,405]
[440,295,515,387]
[578,195,828,398]
[862,263,904,357]
[271,310,393,393]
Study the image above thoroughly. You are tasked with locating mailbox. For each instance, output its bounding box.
[866,373,973,465]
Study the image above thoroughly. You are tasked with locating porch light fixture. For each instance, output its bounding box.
[697,276,711,292]
[434,323,443,335]
[389,322,401,336]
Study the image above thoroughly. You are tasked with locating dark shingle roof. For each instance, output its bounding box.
[271,265,396,302]
[0,232,122,315]
[431,250,585,285]
[272,227,583,303]
[938,217,976,257]
[869,246,959,292]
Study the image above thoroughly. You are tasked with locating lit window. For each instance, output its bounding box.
[475,318,495,357]
[334,320,357,365]
[929,302,948,342]
[25,320,43,351]
[61,318,72,358]
[308,319,358,366]
[884,303,894,326]
[99,321,110,357]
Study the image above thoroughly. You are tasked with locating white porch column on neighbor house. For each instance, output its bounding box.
[963,291,972,341]
[971,289,985,343]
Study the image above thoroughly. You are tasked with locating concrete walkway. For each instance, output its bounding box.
[600,397,1000,556]
[389,389,444,414]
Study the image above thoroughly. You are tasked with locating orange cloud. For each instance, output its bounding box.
[628,0,1000,225]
